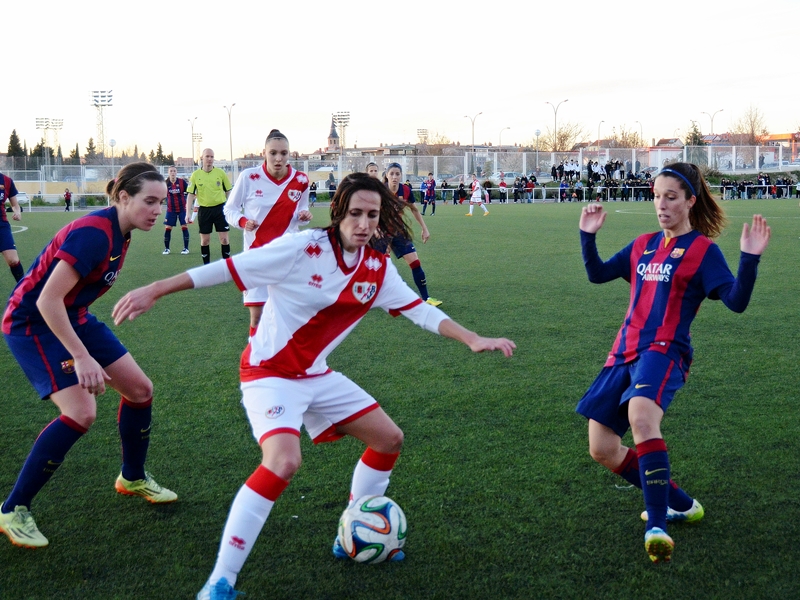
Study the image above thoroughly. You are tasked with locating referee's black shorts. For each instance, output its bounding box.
[198,204,229,234]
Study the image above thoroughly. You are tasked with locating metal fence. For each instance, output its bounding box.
[2,145,797,197]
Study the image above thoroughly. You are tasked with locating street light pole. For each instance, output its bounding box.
[535,129,540,175]
[464,112,482,172]
[188,117,197,166]
[701,109,724,135]
[499,126,510,150]
[224,104,236,165]
[545,99,568,151]
[635,120,644,146]
[597,120,604,161]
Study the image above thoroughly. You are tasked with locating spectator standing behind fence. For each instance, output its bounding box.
[163,167,190,255]
[64,188,72,212]
[0,172,25,283]
[186,149,233,265]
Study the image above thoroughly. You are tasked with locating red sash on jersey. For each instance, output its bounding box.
[252,166,308,249]
[239,238,388,381]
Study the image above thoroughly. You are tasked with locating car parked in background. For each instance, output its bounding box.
[489,171,523,183]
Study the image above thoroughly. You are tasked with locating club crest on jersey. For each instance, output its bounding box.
[61,359,75,374]
[308,274,323,289]
[304,243,322,258]
[265,405,285,419]
[364,257,382,271]
[352,281,377,304]
[288,189,302,202]
[670,248,685,259]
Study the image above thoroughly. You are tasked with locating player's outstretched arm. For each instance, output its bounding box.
[740,214,770,255]
[438,319,516,357]
[113,273,194,325]
[579,203,607,233]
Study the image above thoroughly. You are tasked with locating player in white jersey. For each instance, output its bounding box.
[113,173,516,600]
[467,173,489,216]
[224,129,312,334]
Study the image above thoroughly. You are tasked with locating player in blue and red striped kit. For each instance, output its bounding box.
[0,172,26,283]
[576,162,771,564]
[0,163,177,550]
[163,166,190,255]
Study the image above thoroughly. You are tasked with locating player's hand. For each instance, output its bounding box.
[298,210,313,223]
[740,214,771,255]
[74,355,111,396]
[112,285,159,325]
[579,203,607,233]
[244,219,259,232]
[421,228,430,244]
[468,336,516,357]
[12,211,21,221]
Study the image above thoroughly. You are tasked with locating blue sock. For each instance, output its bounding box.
[409,261,429,300]
[4,417,86,512]
[118,398,152,482]
[164,228,172,250]
[614,447,694,511]
[182,227,190,250]
[637,439,670,531]
[10,262,24,282]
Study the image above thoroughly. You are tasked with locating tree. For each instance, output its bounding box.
[537,121,587,152]
[148,149,156,163]
[600,125,645,149]
[68,143,81,165]
[7,130,24,156]
[85,138,98,163]
[729,105,769,146]
[153,143,167,165]
[31,138,55,161]
[685,121,705,146]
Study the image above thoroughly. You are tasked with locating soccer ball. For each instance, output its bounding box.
[337,495,407,564]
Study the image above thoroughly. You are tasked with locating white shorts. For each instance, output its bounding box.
[243,285,268,306]
[241,371,379,445]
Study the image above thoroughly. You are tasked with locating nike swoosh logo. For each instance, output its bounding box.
[634,384,651,389]
[645,468,667,476]
[47,460,63,466]
[110,255,121,261]
[140,427,151,434]
[643,249,656,255]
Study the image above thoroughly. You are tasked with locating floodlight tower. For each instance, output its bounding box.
[50,119,63,162]
[91,90,113,156]
[35,117,50,167]
[417,128,429,144]
[333,111,350,151]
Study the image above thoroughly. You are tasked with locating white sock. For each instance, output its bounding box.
[208,485,275,587]
[349,460,392,505]
[469,205,474,214]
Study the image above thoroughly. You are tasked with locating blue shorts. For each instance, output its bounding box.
[576,351,686,438]
[374,235,416,259]
[4,315,128,399]
[164,211,187,227]
[0,221,17,252]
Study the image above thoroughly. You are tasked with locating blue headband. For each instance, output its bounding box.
[659,168,696,197]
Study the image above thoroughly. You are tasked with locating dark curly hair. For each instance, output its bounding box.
[326,173,411,247]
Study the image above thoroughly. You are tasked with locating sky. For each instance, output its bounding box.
[4,0,797,162]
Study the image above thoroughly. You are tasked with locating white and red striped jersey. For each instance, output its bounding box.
[224,164,310,251]
[187,229,448,382]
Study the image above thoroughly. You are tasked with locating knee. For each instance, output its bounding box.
[124,377,154,404]
[375,426,404,455]
[64,405,97,430]
[588,441,618,469]
[264,453,302,481]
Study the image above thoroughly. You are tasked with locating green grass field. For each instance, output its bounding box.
[1,199,799,599]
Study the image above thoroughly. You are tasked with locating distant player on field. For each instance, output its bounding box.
[466,173,489,216]
[576,162,770,564]
[112,173,515,599]
[224,129,312,335]
[381,162,442,306]
[163,166,190,255]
